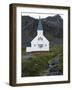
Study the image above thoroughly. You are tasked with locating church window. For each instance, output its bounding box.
[38,44,43,48]
[38,37,43,41]
[34,44,36,47]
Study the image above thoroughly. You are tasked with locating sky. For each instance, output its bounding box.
[21,12,63,19]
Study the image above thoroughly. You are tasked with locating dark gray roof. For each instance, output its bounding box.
[37,18,43,30]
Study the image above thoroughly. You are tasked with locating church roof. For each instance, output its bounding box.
[37,17,43,30]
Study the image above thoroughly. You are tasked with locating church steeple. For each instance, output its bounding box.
[37,16,43,31]
[37,17,43,36]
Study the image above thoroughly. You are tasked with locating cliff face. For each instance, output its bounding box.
[22,16,38,47]
[42,15,63,38]
[22,15,63,48]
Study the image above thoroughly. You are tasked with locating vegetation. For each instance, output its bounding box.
[22,45,63,76]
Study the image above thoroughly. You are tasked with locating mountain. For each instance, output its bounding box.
[22,15,63,48]
[22,16,38,47]
[42,14,63,38]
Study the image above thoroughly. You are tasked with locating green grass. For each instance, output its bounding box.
[22,45,63,76]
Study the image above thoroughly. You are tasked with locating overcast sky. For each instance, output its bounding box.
[21,12,63,19]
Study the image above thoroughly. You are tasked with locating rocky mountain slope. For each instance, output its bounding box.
[22,15,63,48]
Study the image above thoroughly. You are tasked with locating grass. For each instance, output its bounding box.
[22,45,63,76]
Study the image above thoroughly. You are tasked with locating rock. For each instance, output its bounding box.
[22,15,63,48]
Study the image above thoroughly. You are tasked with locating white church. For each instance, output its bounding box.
[26,17,49,52]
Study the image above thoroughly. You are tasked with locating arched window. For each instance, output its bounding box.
[38,37,43,41]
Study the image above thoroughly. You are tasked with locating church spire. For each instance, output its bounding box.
[37,16,43,30]
[37,16,43,36]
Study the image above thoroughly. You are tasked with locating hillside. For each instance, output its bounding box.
[22,14,63,48]
[21,15,63,76]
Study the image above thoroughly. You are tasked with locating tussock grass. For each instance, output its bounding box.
[22,45,63,76]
